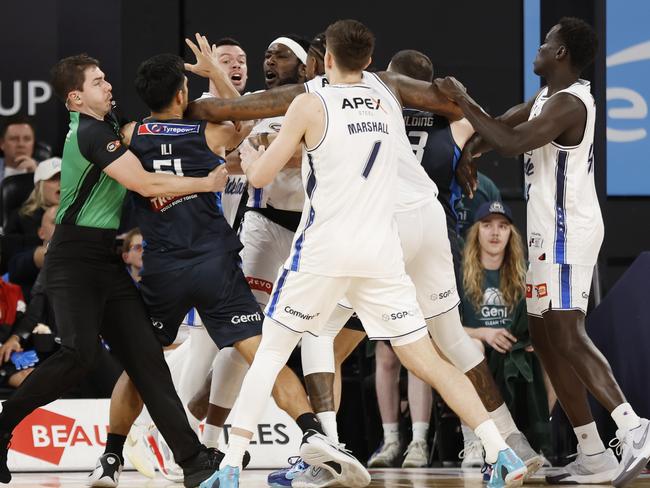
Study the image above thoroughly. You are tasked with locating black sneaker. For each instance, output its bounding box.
[0,433,12,484]
[182,447,251,487]
[87,453,122,487]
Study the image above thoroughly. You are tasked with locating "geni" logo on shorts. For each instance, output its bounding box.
[231,312,262,325]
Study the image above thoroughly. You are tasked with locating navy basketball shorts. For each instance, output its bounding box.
[140,252,263,348]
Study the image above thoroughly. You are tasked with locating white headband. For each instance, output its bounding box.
[268,37,308,64]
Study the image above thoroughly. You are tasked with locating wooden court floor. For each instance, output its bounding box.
[7,468,650,487]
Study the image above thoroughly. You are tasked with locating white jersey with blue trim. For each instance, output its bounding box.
[525,79,603,265]
[287,80,404,277]
[245,116,304,211]
[306,73,437,213]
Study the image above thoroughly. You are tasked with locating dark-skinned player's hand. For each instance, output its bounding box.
[434,76,467,102]
[456,147,479,199]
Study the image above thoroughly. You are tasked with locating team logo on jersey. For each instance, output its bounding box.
[106,140,121,152]
[341,97,384,111]
[535,283,548,298]
[269,122,282,132]
[526,284,533,298]
[137,123,200,136]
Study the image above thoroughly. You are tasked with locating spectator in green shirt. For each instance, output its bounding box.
[459,201,552,465]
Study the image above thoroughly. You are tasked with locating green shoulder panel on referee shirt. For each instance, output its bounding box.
[56,112,127,229]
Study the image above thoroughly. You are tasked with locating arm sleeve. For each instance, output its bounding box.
[78,119,128,169]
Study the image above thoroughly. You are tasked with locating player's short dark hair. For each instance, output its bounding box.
[556,17,598,72]
[214,37,243,49]
[309,32,326,61]
[325,20,375,72]
[50,54,100,102]
[0,114,35,139]
[135,54,185,112]
[389,50,433,82]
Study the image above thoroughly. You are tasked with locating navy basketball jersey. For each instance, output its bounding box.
[403,109,462,228]
[129,119,241,275]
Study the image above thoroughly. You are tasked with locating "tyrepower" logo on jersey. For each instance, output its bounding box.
[138,123,200,136]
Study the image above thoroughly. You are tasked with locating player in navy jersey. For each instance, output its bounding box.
[88,48,325,486]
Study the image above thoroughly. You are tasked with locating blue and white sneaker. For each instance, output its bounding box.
[199,464,240,488]
[484,447,527,488]
[267,456,309,487]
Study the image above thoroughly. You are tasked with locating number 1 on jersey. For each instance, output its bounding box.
[362,141,382,179]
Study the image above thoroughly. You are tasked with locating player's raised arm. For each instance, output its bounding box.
[436,76,584,157]
[377,70,463,120]
[186,82,305,123]
[184,33,240,100]
[240,93,318,187]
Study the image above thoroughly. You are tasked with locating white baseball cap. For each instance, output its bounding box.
[34,157,62,184]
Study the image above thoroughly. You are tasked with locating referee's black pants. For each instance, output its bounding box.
[0,225,201,464]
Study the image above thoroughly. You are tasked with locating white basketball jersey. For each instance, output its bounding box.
[525,80,603,265]
[246,116,304,211]
[286,81,404,277]
[222,174,247,227]
[306,74,437,213]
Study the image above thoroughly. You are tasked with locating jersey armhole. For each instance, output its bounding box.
[550,91,589,150]
[305,92,329,153]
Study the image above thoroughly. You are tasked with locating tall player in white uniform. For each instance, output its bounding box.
[437,17,650,488]
[201,19,526,488]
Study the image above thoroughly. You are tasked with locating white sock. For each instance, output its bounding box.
[202,424,223,449]
[220,433,250,469]
[383,423,399,444]
[316,411,339,443]
[611,403,641,432]
[474,420,508,464]
[461,423,480,443]
[489,403,519,439]
[574,422,605,455]
[412,422,429,443]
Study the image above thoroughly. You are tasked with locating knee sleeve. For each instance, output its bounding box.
[209,348,249,409]
[426,306,483,373]
[301,335,335,375]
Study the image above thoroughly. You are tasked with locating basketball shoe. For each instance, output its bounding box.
[87,453,122,487]
[546,447,618,484]
[612,418,650,487]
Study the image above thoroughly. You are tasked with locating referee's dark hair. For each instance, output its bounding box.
[389,50,433,82]
[135,54,186,112]
[50,54,100,102]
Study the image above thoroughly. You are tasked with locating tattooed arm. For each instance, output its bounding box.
[185,84,306,122]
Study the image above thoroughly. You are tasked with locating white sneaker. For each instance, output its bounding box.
[459,440,484,468]
[144,426,184,482]
[367,440,401,468]
[540,452,553,467]
[87,453,122,487]
[299,430,370,488]
[546,447,618,484]
[612,418,650,488]
[402,440,429,468]
[291,464,337,488]
[124,425,155,478]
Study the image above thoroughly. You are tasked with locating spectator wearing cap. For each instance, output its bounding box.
[0,116,38,183]
[1,157,61,275]
[458,200,553,465]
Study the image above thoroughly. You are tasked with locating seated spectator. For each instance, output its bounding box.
[2,158,61,274]
[367,341,432,468]
[0,267,122,393]
[0,115,38,183]
[459,201,552,465]
[121,228,143,282]
[8,205,57,298]
[0,278,28,388]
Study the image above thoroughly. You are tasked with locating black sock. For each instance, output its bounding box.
[296,413,325,436]
[104,433,127,463]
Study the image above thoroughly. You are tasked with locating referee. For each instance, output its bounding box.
[0,55,226,487]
